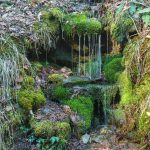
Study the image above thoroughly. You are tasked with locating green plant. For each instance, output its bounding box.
[63,13,101,36]
[22,75,35,89]
[48,74,64,85]
[18,89,46,111]
[65,96,93,129]
[103,55,123,83]
[110,13,133,42]
[51,86,70,101]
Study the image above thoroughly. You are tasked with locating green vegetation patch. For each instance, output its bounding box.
[103,54,124,83]
[65,96,93,129]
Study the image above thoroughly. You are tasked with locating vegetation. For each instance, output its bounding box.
[65,96,93,129]
[51,85,70,101]
[48,74,64,85]
[18,89,46,111]
[103,55,123,83]
[0,0,150,149]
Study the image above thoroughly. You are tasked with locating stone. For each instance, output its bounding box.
[81,133,90,144]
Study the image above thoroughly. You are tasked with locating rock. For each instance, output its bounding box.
[92,135,103,143]
[5,106,13,112]
[81,133,90,144]
[63,105,72,115]
[42,107,50,114]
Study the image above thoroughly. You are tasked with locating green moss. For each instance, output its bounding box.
[32,120,71,140]
[31,62,43,72]
[119,71,136,106]
[56,122,71,140]
[48,74,64,85]
[8,111,22,126]
[51,86,70,101]
[22,76,35,89]
[138,108,150,140]
[103,55,123,83]
[18,89,46,111]
[65,96,93,129]
[112,108,126,127]
[34,120,55,138]
[63,13,101,36]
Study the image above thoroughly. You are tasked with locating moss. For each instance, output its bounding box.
[8,111,22,126]
[56,122,71,140]
[34,120,55,138]
[32,120,71,140]
[51,86,70,101]
[103,55,123,83]
[63,13,101,36]
[138,108,150,140]
[48,74,64,85]
[65,96,93,129]
[111,108,126,127]
[119,71,137,106]
[31,61,43,72]
[18,89,46,111]
[22,76,35,89]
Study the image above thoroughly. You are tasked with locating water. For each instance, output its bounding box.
[78,35,81,75]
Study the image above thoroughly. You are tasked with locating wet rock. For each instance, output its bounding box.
[81,133,90,144]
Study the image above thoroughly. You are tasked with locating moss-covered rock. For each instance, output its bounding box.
[111,108,126,127]
[55,122,71,140]
[32,120,71,140]
[65,96,93,129]
[63,13,101,36]
[33,120,55,138]
[18,89,46,111]
[22,76,35,89]
[48,74,64,85]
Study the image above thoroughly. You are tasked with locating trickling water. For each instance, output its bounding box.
[78,35,81,75]
[83,35,86,76]
[88,35,92,79]
[98,34,102,77]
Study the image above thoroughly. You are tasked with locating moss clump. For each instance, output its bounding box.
[31,62,43,73]
[22,76,35,89]
[18,89,46,111]
[63,13,101,36]
[51,86,70,101]
[65,96,93,129]
[56,122,71,140]
[138,108,150,140]
[48,74,64,85]
[103,55,123,83]
[34,121,55,138]
[32,120,71,140]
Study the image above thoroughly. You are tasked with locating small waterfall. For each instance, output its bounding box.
[78,35,81,75]
[83,34,86,76]
[88,35,91,79]
[98,34,102,77]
